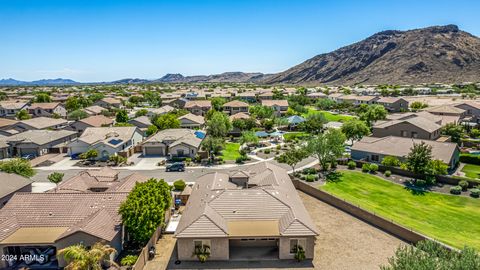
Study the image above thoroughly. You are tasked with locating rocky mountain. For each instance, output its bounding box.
[0,78,79,86]
[155,72,267,83]
[264,25,480,85]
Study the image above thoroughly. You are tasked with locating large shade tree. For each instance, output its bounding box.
[119,178,171,245]
[341,119,370,143]
[206,111,231,138]
[307,128,346,171]
[406,142,433,175]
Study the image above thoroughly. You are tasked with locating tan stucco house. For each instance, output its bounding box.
[175,162,318,261]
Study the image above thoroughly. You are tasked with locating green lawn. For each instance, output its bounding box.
[319,170,480,250]
[303,107,354,122]
[220,142,241,161]
[461,164,480,179]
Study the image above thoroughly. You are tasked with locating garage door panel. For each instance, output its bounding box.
[144,146,164,156]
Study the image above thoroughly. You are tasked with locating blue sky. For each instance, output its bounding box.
[1,0,479,82]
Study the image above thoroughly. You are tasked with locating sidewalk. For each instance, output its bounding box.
[144,235,176,270]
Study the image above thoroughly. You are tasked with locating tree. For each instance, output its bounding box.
[67,109,89,120]
[232,118,257,131]
[442,123,464,144]
[306,129,346,171]
[381,240,480,270]
[153,113,180,130]
[87,93,105,103]
[239,131,259,145]
[249,105,274,119]
[201,136,224,160]
[65,96,92,112]
[34,93,51,103]
[143,91,162,107]
[341,119,370,143]
[316,98,336,110]
[135,109,148,117]
[146,124,158,136]
[206,111,231,138]
[406,142,432,175]
[300,113,327,134]
[381,156,401,167]
[0,158,35,177]
[119,178,171,245]
[16,109,31,120]
[115,109,129,123]
[211,97,226,111]
[410,101,428,111]
[58,242,118,270]
[360,105,387,126]
[275,146,309,173]
[80,149,98,161]
[48,172,64,189]
[427,159,448,176]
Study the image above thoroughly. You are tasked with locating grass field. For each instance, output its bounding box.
[461,164,480,179]
[220,142,241,160]
[319,170,480,250]
[303,107,354,122]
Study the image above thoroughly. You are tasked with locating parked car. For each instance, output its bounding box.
[166,162,185,172]
[21,154,36,160]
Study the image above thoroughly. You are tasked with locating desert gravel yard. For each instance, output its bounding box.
[299,191,405,270]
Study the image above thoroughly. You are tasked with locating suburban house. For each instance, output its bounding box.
[178,113,205,129]
[0,130,77,158]
[0,172,32,207]
[83,105,106,116]
[94,97,122,109]
[261,100,289,116]
[53,167,149,193]
[236,92,257,103]
[128,116,152,129]
[175,162,318,261]
[351,136,460,170]
[222,100,249,115]
[0,192,128,269]
[28,102,67,118]
[142,128,203,158]
[145,105,175,118]
[0,118,18,137]
[184,100,212,116]
[376,97,409,112]
[372,116,442,140]
[70,115,114,133]
[425,105,466,118]
[0,101,28,118]
[13,117,69,132]
[454,102,480,123]
[68,126,144,159]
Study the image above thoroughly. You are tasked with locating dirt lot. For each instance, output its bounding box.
[300,191,405,270]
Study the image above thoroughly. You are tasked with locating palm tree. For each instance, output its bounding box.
[58,242,118,270]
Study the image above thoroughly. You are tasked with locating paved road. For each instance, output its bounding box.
[30,157,317,183]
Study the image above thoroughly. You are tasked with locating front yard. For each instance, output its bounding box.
[319,170,480,250]
[220,142,241,161]
[460,163,480,179]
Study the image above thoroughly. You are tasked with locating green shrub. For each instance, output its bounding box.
[302,168,317,175]
[470,188,480,198]
[236,156,245,164]
[459,180,469,191]
[264,149,271,154]
[381,156,401,167]
[121,255,138,267]
[305,175,316,182]
[347,161,356,170]
[173,180,186,191]
[459,153,480,165]
[276,145,281,150]
[385,170,391,177]
[450,185,462,195]
[362,163,370,173]
[415,179,427,187]
[369,163,379,173]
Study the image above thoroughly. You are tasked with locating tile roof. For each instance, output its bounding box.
[0,192,128,243]
[261,100,289,107]
[184,100,212,108]
[78,115,114,127]
[178,113,205,124]
[75,126,139,147]
[0,172,32,199]
[0,129,76,146]
[18,117,68,129]
[175,162,317,238]
[29,102,62,110]
[223,100,249,107]
[144,128,202,148]
[0,118,18,129]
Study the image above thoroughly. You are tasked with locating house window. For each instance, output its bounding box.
[401,130,408,137]
[193,239,211,250]
[411,132,418,138]
[289,238,306,254]
[371,155,379,162]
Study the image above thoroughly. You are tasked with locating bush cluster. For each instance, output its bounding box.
[362,163,378,173]
[347,161,356,169]
[450,185,462,195]
[458,180,469,191]
[470,188,480,198]
[459,153,480,165]
[385,170,391,177]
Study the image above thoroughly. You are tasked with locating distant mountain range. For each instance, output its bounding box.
[2,25,479,86]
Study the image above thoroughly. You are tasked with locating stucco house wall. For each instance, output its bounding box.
[372,123,440,140]
[177,238,229,261]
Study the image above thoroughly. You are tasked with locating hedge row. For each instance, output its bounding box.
[459,153,480,165]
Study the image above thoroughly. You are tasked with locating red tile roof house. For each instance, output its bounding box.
[0,168,150,269]
[175,162,318,261]
[28,102,67,118]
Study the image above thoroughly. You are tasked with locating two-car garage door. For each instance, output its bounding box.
[144,146,165,156]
